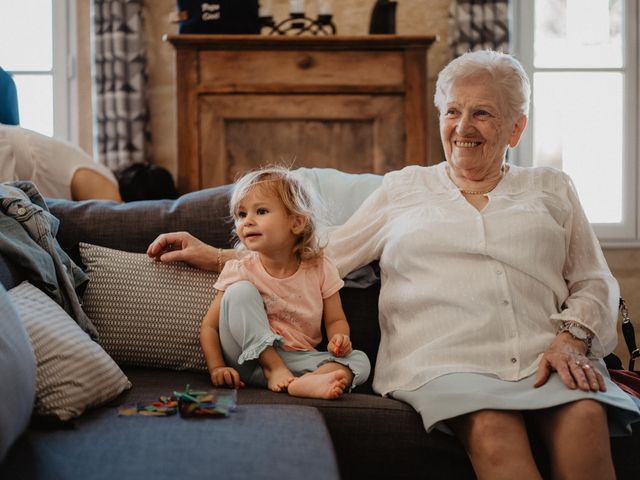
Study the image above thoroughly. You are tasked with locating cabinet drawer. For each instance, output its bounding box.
[198,50,404,89]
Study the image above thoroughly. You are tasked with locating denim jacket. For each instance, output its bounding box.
[0,181,97,339]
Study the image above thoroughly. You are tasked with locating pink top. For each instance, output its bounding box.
[214,253,344,351]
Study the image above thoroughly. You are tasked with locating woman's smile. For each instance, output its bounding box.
[454,140,482,148]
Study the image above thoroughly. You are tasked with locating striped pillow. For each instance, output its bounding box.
[8,282,131,421]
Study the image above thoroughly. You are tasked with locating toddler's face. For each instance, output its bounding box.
[235,187,302,255]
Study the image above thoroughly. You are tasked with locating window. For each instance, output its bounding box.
[0,0,77,142]
[511,0,638,245]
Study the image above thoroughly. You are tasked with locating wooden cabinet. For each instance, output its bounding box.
[166,35,436,191]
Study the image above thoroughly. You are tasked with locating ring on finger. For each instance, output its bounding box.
[575,359,592,370]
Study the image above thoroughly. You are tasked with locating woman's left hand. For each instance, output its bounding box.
[533,332,606,392]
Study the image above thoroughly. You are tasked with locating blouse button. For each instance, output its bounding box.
[511,357,517,363]
[502,300,510,306]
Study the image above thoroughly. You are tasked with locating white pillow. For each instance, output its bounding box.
[79,243,219,372]
[294,168,383,288]
[293,167,382,226]
[8,281,131,421]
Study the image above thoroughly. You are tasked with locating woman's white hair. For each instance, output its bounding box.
[434,50,531,121]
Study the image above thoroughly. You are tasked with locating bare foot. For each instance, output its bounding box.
[263,365,295,392]
[288,369,349,399]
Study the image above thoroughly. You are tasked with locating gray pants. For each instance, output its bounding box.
[218,281,371,390]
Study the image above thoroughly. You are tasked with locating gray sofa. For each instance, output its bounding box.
[1,184,639,479]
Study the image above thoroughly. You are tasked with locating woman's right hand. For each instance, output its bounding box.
[146,231,219,271]
[211,366,245,389]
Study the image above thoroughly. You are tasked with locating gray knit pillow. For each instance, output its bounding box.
[8,282,131,421]
[79,243,218,372]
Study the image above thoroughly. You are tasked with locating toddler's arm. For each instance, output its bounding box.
[200,291,244,388]
[323,292,352,357]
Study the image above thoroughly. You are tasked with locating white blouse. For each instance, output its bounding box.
[327,162,619,396]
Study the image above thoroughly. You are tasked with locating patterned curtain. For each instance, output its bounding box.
[448,0,510,58]
[91,0,151,169]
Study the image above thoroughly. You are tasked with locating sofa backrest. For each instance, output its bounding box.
[47,184,234,266]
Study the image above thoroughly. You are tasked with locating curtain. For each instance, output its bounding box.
[448,0,510,58]
[91,0,151,170]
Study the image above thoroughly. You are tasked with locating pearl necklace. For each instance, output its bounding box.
[458,165,506,195]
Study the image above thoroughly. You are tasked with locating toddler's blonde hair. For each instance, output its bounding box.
[229,166,323,261]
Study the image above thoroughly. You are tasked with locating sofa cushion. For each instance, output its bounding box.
[112,367,475,480]
[79,243,218,372]
[0,284,36,461]
[1,403,339,480]
[8,281,131,421]
[112,366,640,480]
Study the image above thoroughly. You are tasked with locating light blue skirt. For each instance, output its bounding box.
[391,361,640,437]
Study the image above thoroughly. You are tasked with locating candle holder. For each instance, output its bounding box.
[259,11,336,36]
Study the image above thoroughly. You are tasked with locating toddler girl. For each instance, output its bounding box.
[200,166,370,399]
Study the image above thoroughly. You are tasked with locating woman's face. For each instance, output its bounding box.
[440,74,525,179]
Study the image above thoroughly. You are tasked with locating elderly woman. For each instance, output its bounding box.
[148,50,639,479]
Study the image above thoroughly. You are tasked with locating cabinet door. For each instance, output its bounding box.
[198,94,404,188]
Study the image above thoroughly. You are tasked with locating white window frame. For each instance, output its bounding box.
[511,0,639,247]
[3,0,77,142]
[54,0,78,143]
